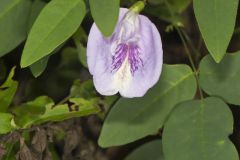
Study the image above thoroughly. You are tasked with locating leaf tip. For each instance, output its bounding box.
[20,56,31,68]
[212,54,224,63]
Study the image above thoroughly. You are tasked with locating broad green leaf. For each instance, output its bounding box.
[30,55,49,78]
[0,67,18,112]
[125,140,164,160]
[193,0,238,62]
[27,0,46,32]
[99,64,197,147]
[34,98,100,124]
[0,113,14,134]
[0,0,32,57]
[21,0,86,67]
[199,52,240,105]
[12,96,52,128]
[162,97,238,160]
[89,0,120,37]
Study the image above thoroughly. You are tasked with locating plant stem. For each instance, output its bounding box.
[181,29,202,63]
[175,27,204,99]
[175,27,197,71]
[164,0,204,99]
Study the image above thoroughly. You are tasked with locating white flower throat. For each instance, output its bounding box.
[111,11,143,90]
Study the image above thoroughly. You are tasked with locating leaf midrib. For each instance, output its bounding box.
[213,0,220,57]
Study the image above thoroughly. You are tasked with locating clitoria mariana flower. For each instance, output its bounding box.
[87,2,163,98]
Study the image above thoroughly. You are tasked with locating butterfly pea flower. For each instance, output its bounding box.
[87,3,163,98]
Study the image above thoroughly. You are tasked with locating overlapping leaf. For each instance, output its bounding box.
[21,0,86,67]
[199,52,240,105]
[0,0,32,57]
[89,0,120,36]
[99,64,197,147]
[193,0,238,62]
[125,140,164,160]
[163,97,238,160]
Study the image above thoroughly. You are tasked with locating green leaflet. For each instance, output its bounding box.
[99,64,197,147]
[0,0,32,57]
[89,0,120,37]
[163,97,238,160]
[21,0,86,67]
[199,52,240,105]
[125,140,164,160]
[193,0,238,62]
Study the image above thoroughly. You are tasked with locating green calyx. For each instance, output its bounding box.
[130,1,146,13]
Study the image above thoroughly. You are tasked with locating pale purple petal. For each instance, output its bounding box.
[87,8,163,98]
[119,15,163,97]
[87,8,129,75]
[87,9,129,95]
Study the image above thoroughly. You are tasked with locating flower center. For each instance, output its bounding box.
[111,43,143,76]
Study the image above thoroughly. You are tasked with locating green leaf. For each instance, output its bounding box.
[12,96,52,128]
[0,113,14,134]
[21,0,86,67]
[89,0,120,37]
[0,67,18,112]
[34,98,100,124]
[125,140,164,160]
[27,0,46,32]
[30,55,49,78]
[0,0,32,57]
[12,95,100,127]
[98,64,197,147]
[199,52,240,105]
[193,0,238,62]
[162,97,238,160]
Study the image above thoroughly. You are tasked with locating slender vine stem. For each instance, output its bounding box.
[181,29,202,62]
[164,0,204,99]
[175,27,197,71]
[175,28,204,99]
